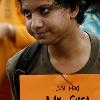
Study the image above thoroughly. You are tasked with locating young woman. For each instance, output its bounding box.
[7,0,100,100]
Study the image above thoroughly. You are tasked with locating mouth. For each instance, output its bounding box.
[34,31,49,39]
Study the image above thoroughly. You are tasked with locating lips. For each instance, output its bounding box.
[34,31,48,39]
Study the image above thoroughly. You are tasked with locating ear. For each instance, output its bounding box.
[69,5,79,19]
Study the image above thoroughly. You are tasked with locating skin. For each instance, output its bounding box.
[0,23,16,41]
[21,0,91,74]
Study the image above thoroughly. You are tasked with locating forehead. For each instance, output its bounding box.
[21,0,54,8]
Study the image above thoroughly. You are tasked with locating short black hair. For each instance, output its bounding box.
[17,0,90,24]
[90,0,100,12]
[54,0,90,24]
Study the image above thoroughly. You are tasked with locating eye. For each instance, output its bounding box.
[22,9,32,19]
[39,7,50,16]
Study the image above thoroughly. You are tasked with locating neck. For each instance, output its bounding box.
[47,24,91,74]
[48,28,90,60]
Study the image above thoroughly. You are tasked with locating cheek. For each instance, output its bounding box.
[26,20,30,31]
[48,18,68,34]
[26,21,33,35]
[50,13,70,32]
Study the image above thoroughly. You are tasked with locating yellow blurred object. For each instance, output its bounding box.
[0,0,36,100]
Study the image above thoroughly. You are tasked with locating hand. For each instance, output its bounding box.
[0,23,16,40]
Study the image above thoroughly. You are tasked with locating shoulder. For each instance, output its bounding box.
[91,35,100,68]
[96,36,100,41]
[7,48,25,79]
[7,42,42,78]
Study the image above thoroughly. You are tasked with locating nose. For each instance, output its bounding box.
[31,16,43,31]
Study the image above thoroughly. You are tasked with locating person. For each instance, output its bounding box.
[7,0,100,100]
[80,0,100,35]
[0,0,36,100]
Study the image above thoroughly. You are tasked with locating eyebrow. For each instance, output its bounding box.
[22,3,55,12]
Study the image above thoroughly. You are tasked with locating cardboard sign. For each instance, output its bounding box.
[20,74,100,100]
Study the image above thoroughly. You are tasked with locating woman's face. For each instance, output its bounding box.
[21,0,74,45]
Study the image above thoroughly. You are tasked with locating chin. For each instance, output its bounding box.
[38,40,53,45]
